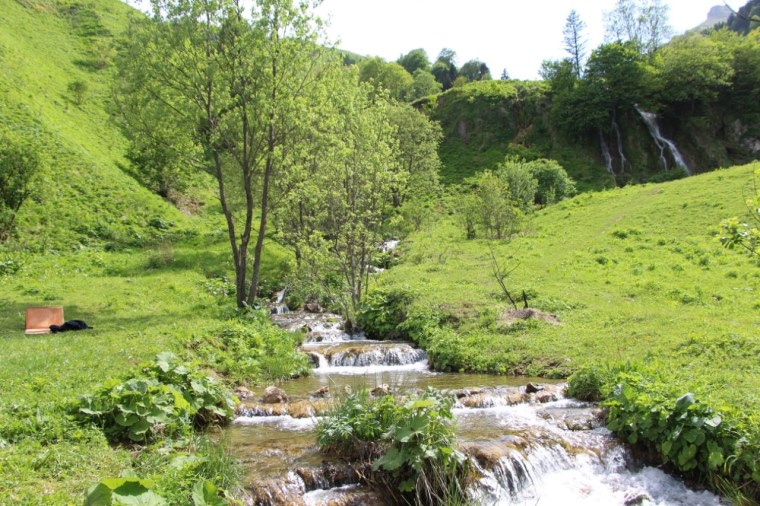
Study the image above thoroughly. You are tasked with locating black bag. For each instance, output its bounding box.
[50,320,92,333]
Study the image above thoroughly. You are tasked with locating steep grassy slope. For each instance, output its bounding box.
[380,163,760,412]
[0,2,300,502]
[0,0,195,249]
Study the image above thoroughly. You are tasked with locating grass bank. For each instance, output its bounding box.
[0,232,304,503]
[375,162,760,500]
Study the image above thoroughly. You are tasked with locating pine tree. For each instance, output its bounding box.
[563,9,587,78]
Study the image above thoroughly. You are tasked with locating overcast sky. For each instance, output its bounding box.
[124,1,743,79]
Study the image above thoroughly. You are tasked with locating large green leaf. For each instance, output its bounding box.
[191,480,226,506]
[84,478,166,506]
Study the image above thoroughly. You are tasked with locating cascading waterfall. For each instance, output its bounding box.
[611,118,628,174]
[599,129,615,176]
[271,288,289,315]
[231,310,722,506]
[635,105,692,176]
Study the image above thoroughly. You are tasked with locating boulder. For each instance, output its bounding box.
[233,386,253,400]
[371,384,391,396]
[262,386,289,404]
[525,382,544,394]
[312,386,330,398]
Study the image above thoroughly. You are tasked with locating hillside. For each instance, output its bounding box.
[379,162,760,411]
[0,0,198,250]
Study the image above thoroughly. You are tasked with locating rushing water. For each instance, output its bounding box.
[634,106,692,176]
[228,311,723,505]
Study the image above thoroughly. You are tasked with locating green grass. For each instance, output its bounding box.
[379,163,760,412]
[0,231,296,502]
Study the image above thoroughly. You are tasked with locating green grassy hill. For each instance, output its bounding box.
[0,0,197,249]
[380,162,759,410]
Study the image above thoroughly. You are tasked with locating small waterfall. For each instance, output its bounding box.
[611,119,628,174]
[326,345,427,368]
[599,129,615,176]
[271,288,289,315]
[634,105,691,175]
[380,239,399,253]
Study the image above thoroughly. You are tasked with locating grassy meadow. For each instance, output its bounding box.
[379,163,760,413]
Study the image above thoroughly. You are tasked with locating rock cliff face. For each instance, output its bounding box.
[692,5,732,32]
[419,80,760,189]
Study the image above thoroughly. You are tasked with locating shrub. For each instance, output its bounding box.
[76,353,236,443]
[317,389,470,504]
[567,365,604,401]
[357,287,416,340]
[0,134,43,242]
[602,368,760,502]
[190,309,311,384]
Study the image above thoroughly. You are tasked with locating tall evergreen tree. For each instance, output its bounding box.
[563,9,587,78]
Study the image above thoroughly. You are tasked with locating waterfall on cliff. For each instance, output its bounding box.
[599,129,615,176]
[611,119,628,174]
[634,106,691,176]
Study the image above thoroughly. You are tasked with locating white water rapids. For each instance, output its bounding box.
[230,310,723,505]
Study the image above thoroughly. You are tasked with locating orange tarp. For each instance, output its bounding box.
[25,307,64,335]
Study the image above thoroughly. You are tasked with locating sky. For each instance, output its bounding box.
[124,1,744,80]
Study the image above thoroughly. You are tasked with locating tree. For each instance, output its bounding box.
[459,59,491,81]
[526,158,576,206]
[605,0,672,54]
[431,48,458,90]
[279,78,399,325]
[563,10,587,78]
[655,32,734,109]
[0,134,42,242]
[115,0,333,308]
[500,68,510,80]
[475,170,522,240]
[359,57,413,101]
[409,69,442,101]
[67,80,88,105]
[496,157,538,211]
[397,48,430,74]
[387,103,443,206]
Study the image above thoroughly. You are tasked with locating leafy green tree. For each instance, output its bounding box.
[526,158,576,206]
[115,0,333,308]
[276,76,399,324]
[431,48,458,90]
[409,69,442,101]
[605,0,672,54]
[496,157,538,211]
[476,170,522,240]
[387,103,443,206]
[359,57,413,101]
[397,48,430,74]
[655,32,734,109]
[563,9,587,78]
[67,80,88,105]
[0,134,42,242]
[459,59,491,81]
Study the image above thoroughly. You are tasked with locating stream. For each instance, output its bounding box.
[227,311,723,505]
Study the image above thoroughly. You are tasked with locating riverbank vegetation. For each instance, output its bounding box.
[2,0,760,503]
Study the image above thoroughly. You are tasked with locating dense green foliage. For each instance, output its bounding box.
[568,364,760,501]
[189,309,312,385]
[0,132,43,242]
[317,389,469,504]
[77,353,236,443]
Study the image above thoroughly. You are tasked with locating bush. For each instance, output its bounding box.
[317,389,470,504]
[0,134,43,242]
[567,365,604,401]
[189,309,312,384]
[357,287,416,340]
[76,353,236,443]
[601,368,760,502]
